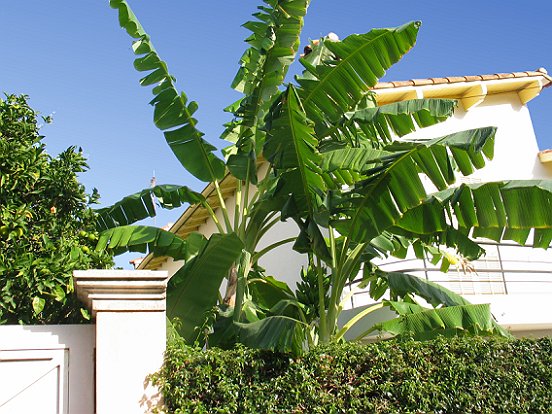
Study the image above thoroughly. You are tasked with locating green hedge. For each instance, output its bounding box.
[154,337,552,413]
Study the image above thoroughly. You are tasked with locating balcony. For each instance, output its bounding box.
[345,241,552,337]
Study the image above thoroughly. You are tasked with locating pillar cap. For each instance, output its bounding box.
[74,270,169,314]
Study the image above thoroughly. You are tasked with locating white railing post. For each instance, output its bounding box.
[74,270,169,414]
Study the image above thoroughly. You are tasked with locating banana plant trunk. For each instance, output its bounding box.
[223,265,238,307]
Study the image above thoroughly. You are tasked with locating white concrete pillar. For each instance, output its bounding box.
[74,270,169,414]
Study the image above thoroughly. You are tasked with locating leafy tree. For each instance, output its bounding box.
[0,94,113,324]
[98,1,552,353]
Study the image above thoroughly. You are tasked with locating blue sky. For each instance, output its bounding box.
[2,1,552,267]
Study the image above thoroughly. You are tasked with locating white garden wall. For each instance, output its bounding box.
[0,270,169,414]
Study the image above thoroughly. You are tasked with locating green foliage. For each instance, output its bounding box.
[96,184,205,231]
[167,233,244,344]
[102,0,552,353]
[155,337,552,413]
[0,94,113,324]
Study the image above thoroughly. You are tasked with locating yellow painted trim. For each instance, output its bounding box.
[518,79,544,105]
[460,83,487,111]
[538,151,552,164]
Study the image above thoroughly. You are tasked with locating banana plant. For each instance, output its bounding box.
[96,0,552,353]
[101,0,313,346]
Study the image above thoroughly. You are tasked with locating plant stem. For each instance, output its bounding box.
[252,237,296,262]
[234,180,242,231]
[316,256,328,343]
[241,176,251,225]
[213,179,233,232]
[328,242,367,330]
[202,201,225,234]
[233,250,251,322]
[252,213,280,247]
[329,225,337,269]
[334,302,384,342]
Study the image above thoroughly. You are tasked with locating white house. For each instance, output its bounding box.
[138,68,552,337]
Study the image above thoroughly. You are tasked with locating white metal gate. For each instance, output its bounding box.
[0,325,95,414]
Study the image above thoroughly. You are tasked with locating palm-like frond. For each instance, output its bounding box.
[167,233,244,343]
[96,225,205,261]
[376,302,508,340]
[225,0,310,181]
[331,127,497,242]
[110,0,225,182]
[398,180,552,248]
[297,22,420,130]
[264,85,327,215]
[327,98,457,145]
[96,184,204,230]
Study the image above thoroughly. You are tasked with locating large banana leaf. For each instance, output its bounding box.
[376,302,507,340]
[321,98,457,146]
[264,85,327,215]
[388,226,485,261]
[384,272,513,338]
[95,225,205,261]
[297,22,420,130]
[321,147,391,173]
[167,233,244,344]
[387,271,470,307]
[110,0,225,182]
[331,127,497,242]
[235,315,307,354]
[292,217,332,263]
[345,98,457,144]
[248,276,296,311]
[95,184,204,231]
[398,180,552,248]
[225,0,310,181]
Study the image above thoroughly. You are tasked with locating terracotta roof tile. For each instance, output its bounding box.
[373,81,394,89]
[463,75,483,82]
[480,74,496,80]
[430,77,449,84]
[372,69,551,90]
[391,80,415,87]
[410,78,435,86]
[495,73,515,79]
[446,76,467,83]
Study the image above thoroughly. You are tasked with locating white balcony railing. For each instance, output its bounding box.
[348,242,552,309]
